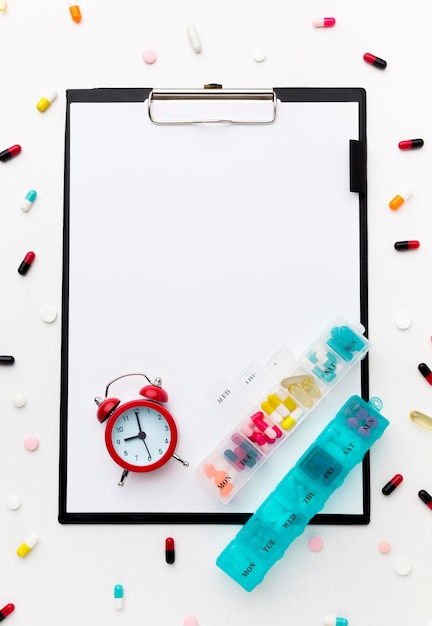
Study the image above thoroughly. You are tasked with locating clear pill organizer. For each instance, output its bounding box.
[216,394,389,591]
[195,317,369,503]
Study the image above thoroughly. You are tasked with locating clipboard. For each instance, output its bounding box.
[59,85,368,525]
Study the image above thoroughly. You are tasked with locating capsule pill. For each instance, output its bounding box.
[186,25,202,53]
[382,473,403,495]
[114,584,124,610]
[363,52,387,69]
[18,251,35,275]
[389,189,412,210]
[21,189,37,212]
[17,532,39,557]
[398,138,424,150]
[36,91,57,112]
[0,144,21,162]
[418,362,432,385]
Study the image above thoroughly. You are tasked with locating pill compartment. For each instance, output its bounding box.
[279,369,325,410]
[336,395,389,445]
[239,408,286,456]
[301,340,347,386]
[260,387,305,429]
[215,540,268,592]
[259,491,308,546]
[316,424,367,468]
[322,318,368,363]
[221,431,264,472]
[298,444,348,490]
[276,466,327,518]
[194,452,246,503]
[237,512,287,565]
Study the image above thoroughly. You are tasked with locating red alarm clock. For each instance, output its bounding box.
[94,373,188,486]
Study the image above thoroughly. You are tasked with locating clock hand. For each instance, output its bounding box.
[124,430,152,460]
[134,409,144,433]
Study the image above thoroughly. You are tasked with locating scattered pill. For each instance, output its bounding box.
[418,489,432,510]
[393,310,412,330]
[418,362,432,385]
[308,535,324,552]
[21,189,37,212]
[165,536,175,563]
[0,604,15,621]
[186,25,202,53]
[183,616,199,626]
[114,584,124,610]
[398,138,424,150]
[394,240,420,251]
[142,49,157,64]
[410,410,432,431]
[7,495,21,510]
[68,1,81,22]
[312,17,336,28]
[0,355,15,365]
[18,251,35,276]
[378,540,391,554]
[324,617,348,626]
[36,91,57,112]
[13,393,27,408]
[382,473,403,495]
[24,435,39,451]
[0,1,7,12]
[394,556,412,576]
[252,47,266,62]
[17,532,39,557]
[389,189,412,210]
[40,305,58,323]
[0,144,21,163]
[363,52,387,69]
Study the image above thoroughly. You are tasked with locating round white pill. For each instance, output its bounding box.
[7,494,21,510]
[40,306,57,323]
[13,393,27,408]
[394,556,412,575]
[394,310,412,330]
[252,47,266,62]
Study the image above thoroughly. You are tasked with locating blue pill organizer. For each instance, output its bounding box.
[216,394,390,591]
[195,317,369,503]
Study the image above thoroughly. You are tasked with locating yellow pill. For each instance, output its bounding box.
[36,91,57,112]
[288,383,313,407]
[17,532,39,557]
[281,415,296,430]
[260,401,282,423]
[301,376,321,398]
[267,393,290,417]
[389,189,412,210]
[0,1,7,13]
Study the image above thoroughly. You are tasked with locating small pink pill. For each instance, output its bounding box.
[142,49,157,64]
[308,535,324,552]
[24,435,39,451]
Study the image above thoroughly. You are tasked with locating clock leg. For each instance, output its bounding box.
[118,470,129,486]
[171,453,189,467]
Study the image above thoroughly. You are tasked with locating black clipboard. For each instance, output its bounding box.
[59,86,368,524]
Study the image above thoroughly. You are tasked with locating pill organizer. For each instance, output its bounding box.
[216,394,389,591]
[195,317,369,503]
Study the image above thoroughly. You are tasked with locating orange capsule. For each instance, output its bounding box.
[68,1,81,23]
[389,189,412,210]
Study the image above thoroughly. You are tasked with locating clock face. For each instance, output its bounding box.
[105,400,178,472]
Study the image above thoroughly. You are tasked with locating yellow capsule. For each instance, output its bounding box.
[287,383,313,407]
[281,415,296,430]
[36,91,57,112]
[69,1,81,23]
[267,393,290,417]
[260,401,282,423]
[301,376,321,398]
[17,533,39,557]
[389,189,412,210]
[0,1,8,13]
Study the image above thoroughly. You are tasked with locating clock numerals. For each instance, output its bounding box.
[116,426,123,433]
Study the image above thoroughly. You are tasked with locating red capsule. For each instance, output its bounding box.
[418,489,432,509]
[0,144,21,162]
[18,251,36,275]
[165,537,175,564]
[394,240,420,251]
[418,362,432,385]
[382,473,403,495]
[398,138,424,150]
[363,52,387,69]
[0,603,15,621]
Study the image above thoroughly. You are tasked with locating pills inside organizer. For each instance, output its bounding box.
[394,556,412,576]
[142,49,157,64]
[40,306,57,323]
[308,535,324,552]
[24,435,39,451]
[394,310,412,330]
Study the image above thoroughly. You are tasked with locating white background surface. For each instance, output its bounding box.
[1,1,432,625]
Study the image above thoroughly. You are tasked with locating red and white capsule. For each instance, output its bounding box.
[312,17,336,28]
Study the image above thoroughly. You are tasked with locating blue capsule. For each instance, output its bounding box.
[21,189,37,213]
[114,584,124,610]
